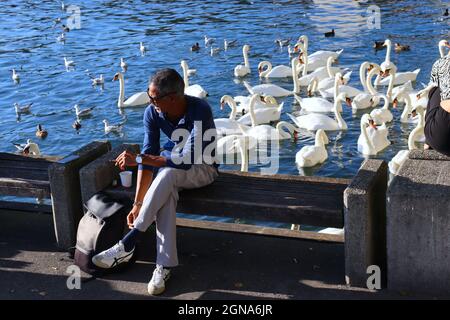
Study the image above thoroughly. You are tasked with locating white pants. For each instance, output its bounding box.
[133,164,218,267]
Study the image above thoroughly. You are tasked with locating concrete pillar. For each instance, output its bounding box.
[79,144,140,205]
[48,141,111,250]
[387,151,450,296]
[344,159,388,288]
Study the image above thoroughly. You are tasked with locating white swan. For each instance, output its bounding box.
[217,134,255,156]
[393,82,436,112]
[243,58,300,97]
[234,45,251,77]
[288,92,350,131]
[237,99,283,125]
[258,60,298,78]
[357,114,390,155]
[297,35,344,71]
[297,52,345,86]
[295,129,329,167]
[113,72,150,108]
[351,62,379,111]
[438,40,450,58]
[214,95,249,136]
[233,95,278,114]
[370,94,393,124]
[297,74,344,113]
[180,60,208,98]
[238,94,298,140]
[319,80,364,99]
[388,106,425,175]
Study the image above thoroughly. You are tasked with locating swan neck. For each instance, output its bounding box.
[366,68,378,95]
[385,41,392,63]
[334,99,346,129]
[327,58,334,78]
[181,62,189,87]
[118,73,125,106]
[400,96,411,121]
[249,95,258,127]
[292,59,300,93]
[408,112,424,150]
[387,70,396,99]
[243,47,250,68]
[361,121,375,153]
[260,61,271,77]
[315,131,324,146]
[360,63,368,92]
[227,97,237,120]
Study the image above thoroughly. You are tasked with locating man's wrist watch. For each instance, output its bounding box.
[136,154,143,164]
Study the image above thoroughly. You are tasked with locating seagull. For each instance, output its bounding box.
[12,69,20,83]
[14,102,32,114]
[120,58,128,71]
[90,74,104,85]
[204,35,215,47]
[74,104,95,118]
[64,57,75,69]
[57,33,66,42]
[224,39,237,50]
[275,38,291,48]
[61,1,65,11]
[140,42,147,55]
[103,119,124,134]
[210,47,221,56]
[36,124,48,139]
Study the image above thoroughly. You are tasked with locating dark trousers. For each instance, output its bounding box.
[424,87,450,156]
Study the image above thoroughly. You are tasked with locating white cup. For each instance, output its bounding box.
[119,171,133,188]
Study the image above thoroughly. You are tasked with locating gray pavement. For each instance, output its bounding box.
[0,209,428,300]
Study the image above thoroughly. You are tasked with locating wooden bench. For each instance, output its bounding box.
[0,141,111,249]
[79,143,388,288]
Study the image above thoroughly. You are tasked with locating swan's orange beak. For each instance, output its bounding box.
[258,66,262,74]
[393,98,398,109]
[293,131,299,140]
[369,120,377,130]
[410,110,417,118]
[345,97,352,107]
[381,69,390,78]
[293,44,300,53]
[416,93,422,100]
[340,77,345,85]
[259,95,265,102]
[220,102,225,110]
[298,55,304,64]
[446,42,450,48]
[368,64,374,72]
[307,90,312,97]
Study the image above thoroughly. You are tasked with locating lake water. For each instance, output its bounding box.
[0,0,449,226]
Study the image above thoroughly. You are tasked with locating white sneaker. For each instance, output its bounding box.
[148,265,170,295]
[91,241,134,269]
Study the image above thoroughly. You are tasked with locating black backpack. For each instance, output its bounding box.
[74,192,135,276]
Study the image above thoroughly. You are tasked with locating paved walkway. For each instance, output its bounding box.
[0,209,425,300]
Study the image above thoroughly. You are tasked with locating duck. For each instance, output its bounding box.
[191,42,200,52]
[14,102,32,115]
[12,69,20,83]
[64,57,75,69]
[295,129,329,168]
[394,43,410,52]
[61,24,70,32]
[35,124,48,139]
[120,58,128,71]
[139,42,147,55]
[180,60,208,98]
[287,92,351,131]
[74,104,95,118]
[357,114,390,155]
[112,72,150,107]
[388,106,425,175]
[324,29,335,37]
[72,120,82,130]
[370,94,393,124]
[373,41,385,50]
[103,119,124,134]
[243,58,301,97]
[234,45,251,77]
[444,8,449,16]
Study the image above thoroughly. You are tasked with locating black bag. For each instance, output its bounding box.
[74,192,134,276]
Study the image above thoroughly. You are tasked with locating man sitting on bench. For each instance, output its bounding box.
[92,68,219,295]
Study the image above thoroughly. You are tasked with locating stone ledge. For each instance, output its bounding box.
[409,150,450,161]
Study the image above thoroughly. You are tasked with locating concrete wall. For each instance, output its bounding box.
[48,141,111,250]
[387,151,450,296]
[344,159,387,288]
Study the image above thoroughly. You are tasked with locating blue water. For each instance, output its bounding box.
[0,0,449,179]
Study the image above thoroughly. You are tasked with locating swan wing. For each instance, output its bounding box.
[123,92,150,107]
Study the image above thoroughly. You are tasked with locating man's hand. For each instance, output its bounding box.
[127,205,141,229]
[115,150,137,170]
